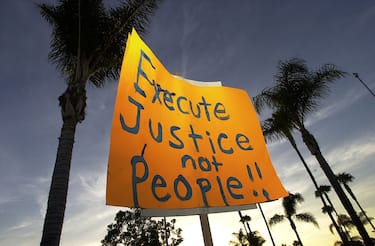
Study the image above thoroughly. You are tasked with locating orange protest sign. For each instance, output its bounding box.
[106,29,287,211]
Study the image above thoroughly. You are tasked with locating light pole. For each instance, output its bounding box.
[353,73,375,98]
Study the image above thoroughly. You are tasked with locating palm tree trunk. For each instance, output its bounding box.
[286,135,349,243]
[257,203,276,246]
[322,193,350,239]
[238,211,252,236]
[299,126,373,246]
[41,85,85,246]
[323,193,340,218]
[288,217,304,246]
[343,184,375,231]
[41,119,77,246]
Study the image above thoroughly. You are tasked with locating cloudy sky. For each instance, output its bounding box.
[0,0,374,246]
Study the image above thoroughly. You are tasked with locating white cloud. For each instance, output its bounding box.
[8,220,33,231]
[326,133,375,172]
[306,86,368,126]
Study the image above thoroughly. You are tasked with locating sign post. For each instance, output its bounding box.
[200,214,213,246]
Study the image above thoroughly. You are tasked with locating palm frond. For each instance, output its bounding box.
[39,0,109,83]
[295,213,319,228]
[275,58,308,86]
[321,205,334,214]
[336,172,354,184]
[88,0,161,86]
[282,193,303,217]
[252,88,277,114]
[240,215,251,223]
[262,117,287,143]
[39,0,161,87]
[110,0,159,36]
[336,214,355,229]
[269,214,285,226]
[249,231,266,246]
[329,223,336,234]
[315,185,331,197]
[358,211,374,225]
[350,235,363,243]
[38,3,58,24]
[255,57,346,126]
[230,228,249,246]
[333,240,343,246]
[261,109,297,143]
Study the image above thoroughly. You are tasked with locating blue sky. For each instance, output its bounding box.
[0,0,374,245]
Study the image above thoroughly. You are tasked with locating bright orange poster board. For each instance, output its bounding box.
[106,29,287,210]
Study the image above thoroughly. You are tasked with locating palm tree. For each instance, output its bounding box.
[332,213,375,246]
[337,172,375,232]
[315,185,349,242]
[330,212,375,246]
[269,193,319,246]
[229,229,266,246]
[253,58,372,245]
[334,237,364,246]
[248,231,266,246]
[239,211,253,236]
[230,228,249,246]
[261,110,348,243]
[315,186,339,217]
[330,213,375,243]
[38,1,160,245]
[330,214,356,239]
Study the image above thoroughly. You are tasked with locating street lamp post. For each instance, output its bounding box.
[353,73,375,98]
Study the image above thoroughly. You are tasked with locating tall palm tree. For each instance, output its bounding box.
[269,193,319,246]
[315,185,349,241]
[239,211,253,236]
[253,58,372,245]
[261,110,348,243]
[330,213,375,238]
[237,212,267,246]
[315,186,340,217]
[38,1,161,245]
[337,172,375,232]
[330,214,355,239]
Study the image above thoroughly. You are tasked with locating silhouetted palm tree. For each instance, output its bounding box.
[269,193,319,246]
[38,1,160,245]
[337,172,375,232]
[230,228,249,246]
[239,211,253,240]
[230,228,266,246]
[331,214,356,239]
[316,186,339,216]
[334,237,364,246]
[253,58,372,245]
[316,185,350,242]
[330,213,374,245]
[238,212,265,246]
[248,231,266,246]
[261,110,348,243]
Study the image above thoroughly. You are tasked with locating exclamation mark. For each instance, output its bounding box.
[254,162,262,179]
[246,162,270,201]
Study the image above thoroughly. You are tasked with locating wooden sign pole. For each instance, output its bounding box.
[199,214,213,246]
